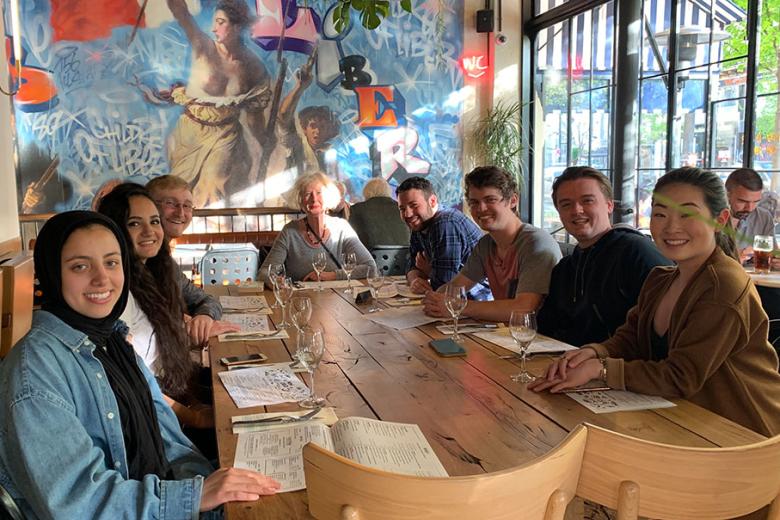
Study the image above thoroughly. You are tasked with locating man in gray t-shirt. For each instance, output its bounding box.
[423,167,561,322]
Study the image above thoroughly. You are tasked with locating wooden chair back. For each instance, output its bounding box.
[577,423,780,519]
[303,424,587,520]
[1,253,34,358]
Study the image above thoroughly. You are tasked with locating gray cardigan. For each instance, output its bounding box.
[177,270,223,319]
[258,216,376,282]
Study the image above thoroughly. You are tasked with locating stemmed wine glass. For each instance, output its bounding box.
[444,285,468,341]
[274,277,294,329]
[296,326,326,408]
[341,252,357,294]
[367,266,384,312]
[289,297,313,369]
[290,297,313,338]
[312,251,328,291]
[509,310,537,383]
[267,263,285,309]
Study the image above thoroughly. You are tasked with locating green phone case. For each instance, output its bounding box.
[429,338,467,357]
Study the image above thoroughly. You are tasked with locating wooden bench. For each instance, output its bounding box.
[173,231,280,250]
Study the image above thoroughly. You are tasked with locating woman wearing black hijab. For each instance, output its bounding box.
[0,211,278,519]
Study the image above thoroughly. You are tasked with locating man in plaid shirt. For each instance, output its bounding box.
[397,177,485,296]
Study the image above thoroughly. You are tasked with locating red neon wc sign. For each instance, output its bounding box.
[461,54,489,79]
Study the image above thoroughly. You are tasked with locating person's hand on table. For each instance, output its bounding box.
[187,314,215,346]
[740,246,754,266]
[209,320,241,337]
[199,467,280,512]
[409,276,433,294]
[414,252,432,277]
[423,290,452,318]
[302,270,338,282]
[528,348,602,393]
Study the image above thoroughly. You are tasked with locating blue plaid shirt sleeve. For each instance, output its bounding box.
[427,212,482,290]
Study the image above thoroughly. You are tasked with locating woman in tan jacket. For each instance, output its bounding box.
[530,167,780,436]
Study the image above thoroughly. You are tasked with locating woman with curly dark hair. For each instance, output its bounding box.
[98,183,219,454]
[99,184,193,394]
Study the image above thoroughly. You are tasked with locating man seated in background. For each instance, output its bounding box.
[146,175,226,345]
[397,176,485,295]
[423,166,561,321]
[726,168,774,263]
[349,178,410,250]
[537,167,671,346]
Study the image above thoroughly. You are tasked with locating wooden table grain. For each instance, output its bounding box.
[207,286,765,519]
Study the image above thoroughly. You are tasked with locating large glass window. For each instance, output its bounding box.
[533,2,615,238]
[529,0,774,229]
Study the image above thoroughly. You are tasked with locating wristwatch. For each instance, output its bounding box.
[598,357,608,383]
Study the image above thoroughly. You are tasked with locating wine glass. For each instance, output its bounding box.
[509,311,537,383]
[296,327,326,408]
[367,266,384,312]
[341,251,357,294]
[274,277,294,329]
[312,251,328,291]
[444,285,468,341]
[290,296,313,336]
[267,263,285,308]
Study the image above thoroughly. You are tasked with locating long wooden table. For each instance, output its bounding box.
[208,285,765,519]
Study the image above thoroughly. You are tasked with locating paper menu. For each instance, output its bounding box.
[567,390,676,414]
[365,307,442,330]
[221,313,270,332]
[330,417,447,477]
[233,417,448,493]
[296,280,362,290]
[396,284,424,299]
[436,323,501,334]
[234,423,334,492]
[473,330,578,355]
[217,365,310,408]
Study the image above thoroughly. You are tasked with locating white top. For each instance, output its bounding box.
[119,292,159,374]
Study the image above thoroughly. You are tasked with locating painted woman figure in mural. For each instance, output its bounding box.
[165,0,271,207]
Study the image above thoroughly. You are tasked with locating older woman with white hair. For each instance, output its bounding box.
[259,173,376,283]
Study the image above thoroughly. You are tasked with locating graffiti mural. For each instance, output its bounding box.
[2,0,464,212]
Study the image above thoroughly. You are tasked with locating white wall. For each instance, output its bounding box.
[0,10,20,244]
[461,0,523,173]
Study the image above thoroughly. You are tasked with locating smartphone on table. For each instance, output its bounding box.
[429,338,467,357]
[219,353,268,367]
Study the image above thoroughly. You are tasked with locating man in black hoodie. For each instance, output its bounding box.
[537,167,671,346]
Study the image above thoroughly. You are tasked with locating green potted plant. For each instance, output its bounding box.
[467,101,526,189]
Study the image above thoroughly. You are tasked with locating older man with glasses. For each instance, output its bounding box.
[146,175,223,345]
[147,175,197,240]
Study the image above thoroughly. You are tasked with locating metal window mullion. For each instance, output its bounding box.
[665,0,680,169]
[704,62,714,168]
[743,0,761,168]
[522,0,536,224]
[566,17,573,166]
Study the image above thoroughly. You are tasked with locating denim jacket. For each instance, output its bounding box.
[0,311,215,519]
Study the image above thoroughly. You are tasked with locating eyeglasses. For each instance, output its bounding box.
[156,198,195,212]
